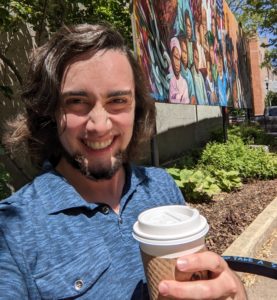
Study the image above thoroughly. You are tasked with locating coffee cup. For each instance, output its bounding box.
[133,205,209,300]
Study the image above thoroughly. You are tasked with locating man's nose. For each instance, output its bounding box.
[86,105,112,133]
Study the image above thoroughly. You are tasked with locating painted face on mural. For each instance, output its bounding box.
[185,14,192,40]
[193,46,199,71]
[217,55,223,76]
[202,8,207,33]
[171,46,181,77]
[209,45,215,64]
[227,51,232,71]
[180,40,188,68]
[156,0,178,24]
[206,60,212,81]
[211,17,216,37]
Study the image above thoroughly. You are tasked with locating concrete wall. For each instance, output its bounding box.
[155,103,222,164]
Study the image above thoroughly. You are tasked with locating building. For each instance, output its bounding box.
[248,36,277,115]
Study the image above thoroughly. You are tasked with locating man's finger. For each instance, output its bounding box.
[176,251,228,276]
[159,275,239,300]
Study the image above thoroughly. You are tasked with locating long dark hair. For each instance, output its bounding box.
[3,23,156,167]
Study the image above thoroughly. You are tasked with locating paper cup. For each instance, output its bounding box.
[133,205,209,300]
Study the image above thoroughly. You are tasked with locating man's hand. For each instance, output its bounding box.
[158,251,247,299]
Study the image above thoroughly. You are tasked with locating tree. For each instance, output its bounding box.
[265,91,277,106]
[226,0,277,71]
[0,0,132,90]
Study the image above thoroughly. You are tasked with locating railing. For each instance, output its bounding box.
[223,256,277,279]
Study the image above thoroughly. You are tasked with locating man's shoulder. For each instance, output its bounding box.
[0,170,58,210]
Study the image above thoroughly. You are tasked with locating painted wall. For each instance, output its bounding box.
[133,0,252,108]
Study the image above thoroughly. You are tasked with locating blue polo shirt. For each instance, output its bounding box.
[0,165,185,299]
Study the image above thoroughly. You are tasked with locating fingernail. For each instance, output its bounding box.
[158,282,169,295]
[177,258,188,270]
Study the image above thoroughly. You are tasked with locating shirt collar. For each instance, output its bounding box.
[45,164,147,215]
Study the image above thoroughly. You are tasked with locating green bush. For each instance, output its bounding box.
[229,124,277,147]
[210,124,277,148]
[166,167,241,201]
[199,137,277,180]
[166,134,277,201]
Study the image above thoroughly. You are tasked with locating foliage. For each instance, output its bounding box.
[166,167,241,201]
[265,91,277,106]
[167,168,221,201]
[211,170,242,192]
[199,136,277,180]
[228,0,277,71]
[0,1,132,45]
[210,124,277,148]
[0,0,132,99]
[166,127,277,201]
[169,148,202,170]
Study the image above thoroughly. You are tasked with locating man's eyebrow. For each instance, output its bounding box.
[60,90,88,99]
[107,90,133,97]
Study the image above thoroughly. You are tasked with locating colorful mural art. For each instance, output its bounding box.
[133,0,252,108]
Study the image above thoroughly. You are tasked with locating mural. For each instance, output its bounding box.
[133,0,252,108]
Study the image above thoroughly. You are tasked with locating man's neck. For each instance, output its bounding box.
[56,158,126,213]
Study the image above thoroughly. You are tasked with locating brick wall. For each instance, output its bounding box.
[248,37,265,115]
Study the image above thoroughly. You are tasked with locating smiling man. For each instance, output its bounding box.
[1,23,246,299]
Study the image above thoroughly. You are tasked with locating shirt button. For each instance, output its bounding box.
[102,205,110,215]
[74,279,84,291]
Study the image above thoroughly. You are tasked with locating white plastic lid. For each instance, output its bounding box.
[133,205,209,246]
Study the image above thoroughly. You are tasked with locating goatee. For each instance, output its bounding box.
[61,147,124,180]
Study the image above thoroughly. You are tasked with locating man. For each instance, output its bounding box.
[0,23,246,299]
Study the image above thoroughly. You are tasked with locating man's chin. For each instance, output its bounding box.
[62,149,124,181]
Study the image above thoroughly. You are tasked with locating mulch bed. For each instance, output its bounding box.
[188,179,277,254]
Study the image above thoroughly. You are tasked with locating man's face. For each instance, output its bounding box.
[56,50,135,180]
[180,40,188,67]
[171,46,181,77]
[185,16,192,40]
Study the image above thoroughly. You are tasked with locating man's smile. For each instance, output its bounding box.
[83,138,114,150]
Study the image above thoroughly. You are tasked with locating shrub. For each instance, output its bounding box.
[199,137,277,180]
[166,167,241,201]
[210,124,277,148]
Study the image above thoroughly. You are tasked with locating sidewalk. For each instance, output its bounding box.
[223,196,277,300]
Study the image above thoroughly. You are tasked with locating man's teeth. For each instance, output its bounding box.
[85,139,113,150]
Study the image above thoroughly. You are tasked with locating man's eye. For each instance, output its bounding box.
[66,98,85,105]
[64,98,90,114]
[110,98,127,104]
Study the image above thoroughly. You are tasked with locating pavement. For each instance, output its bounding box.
[223,196,277,299]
